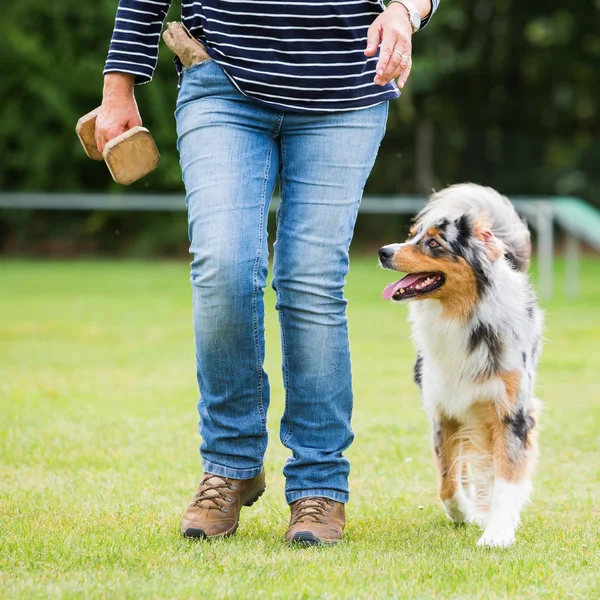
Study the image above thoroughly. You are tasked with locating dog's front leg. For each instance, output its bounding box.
[477,405,539,547]
[433,417,473,523]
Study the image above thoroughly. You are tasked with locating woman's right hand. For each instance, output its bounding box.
[95,73,142,154]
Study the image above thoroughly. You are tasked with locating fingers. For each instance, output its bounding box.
[127,114,143,129]
[94,123,106,155]
[396,55,412,89]
[374,27,397,85]
[374,30,412,87]
[382,46,412,88]
[95,119,126,154]
[375,41,412,87]
[370,6,414,87]
[365,20,382,57]
[94,107,141,154]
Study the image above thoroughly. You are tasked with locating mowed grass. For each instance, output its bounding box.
[1,255,599,599]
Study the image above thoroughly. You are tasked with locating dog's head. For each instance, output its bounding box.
[379,211,504,316]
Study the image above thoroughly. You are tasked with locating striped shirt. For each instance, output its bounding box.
[104,0,439,113]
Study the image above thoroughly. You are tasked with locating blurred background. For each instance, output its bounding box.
[2,3,599,596]
[1,0,598,256]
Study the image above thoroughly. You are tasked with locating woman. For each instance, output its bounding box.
[97,0,438,545]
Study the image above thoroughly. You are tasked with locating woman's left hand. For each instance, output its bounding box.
[365,3,413,89]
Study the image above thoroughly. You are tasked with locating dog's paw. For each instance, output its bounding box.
[466,511,489,528]
[442,496,469,524]
[477,523,516,547]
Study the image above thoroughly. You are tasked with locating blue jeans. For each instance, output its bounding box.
[176,59,387,504]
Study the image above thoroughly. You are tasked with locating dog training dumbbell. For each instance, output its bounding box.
[76,22,207,185]
[76,107,160,186]
[162,21,211,66]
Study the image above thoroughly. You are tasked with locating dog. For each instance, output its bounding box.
[378,183,543,547]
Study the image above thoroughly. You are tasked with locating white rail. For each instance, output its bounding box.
[0,193,559,299]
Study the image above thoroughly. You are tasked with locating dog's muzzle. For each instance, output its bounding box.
[378,245,396,268]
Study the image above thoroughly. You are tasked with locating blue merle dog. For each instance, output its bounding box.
[379,183,543,547]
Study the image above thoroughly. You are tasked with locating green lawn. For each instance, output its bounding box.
[1,256,599,599]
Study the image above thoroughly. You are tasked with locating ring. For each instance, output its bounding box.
[393,50,409,60]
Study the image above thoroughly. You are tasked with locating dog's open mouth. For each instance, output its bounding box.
[382,272,445,301]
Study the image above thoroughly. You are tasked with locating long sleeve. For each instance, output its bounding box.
[104,0,173,85]
[419,0,440,29]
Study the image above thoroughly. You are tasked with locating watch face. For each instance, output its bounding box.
[411,13,421,29]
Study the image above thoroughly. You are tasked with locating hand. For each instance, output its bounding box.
[365,3,413,89]
[95,73,142,153]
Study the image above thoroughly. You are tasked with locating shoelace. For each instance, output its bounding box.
[193,475,236,512]
[290,497,334,525]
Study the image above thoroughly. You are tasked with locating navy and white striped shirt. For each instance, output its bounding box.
[105,0,439,113]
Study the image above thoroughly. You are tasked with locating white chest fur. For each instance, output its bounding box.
[408,265,539,422]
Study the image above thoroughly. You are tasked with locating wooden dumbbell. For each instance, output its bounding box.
[76,107,160,185]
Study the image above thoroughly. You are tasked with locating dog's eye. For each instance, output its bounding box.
[427,239,439,248]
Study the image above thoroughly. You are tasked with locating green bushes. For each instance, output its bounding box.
[1,0,598,254]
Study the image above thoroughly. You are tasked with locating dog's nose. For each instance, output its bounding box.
[378,246,395,262]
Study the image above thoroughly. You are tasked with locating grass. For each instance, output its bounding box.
[1,255,599,599]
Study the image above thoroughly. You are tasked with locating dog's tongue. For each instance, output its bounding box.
[382,273,425,299]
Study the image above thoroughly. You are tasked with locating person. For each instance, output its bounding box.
[97,0,438,545]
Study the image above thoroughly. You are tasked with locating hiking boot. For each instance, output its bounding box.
[285,497,345,546]
[181,471,266,539]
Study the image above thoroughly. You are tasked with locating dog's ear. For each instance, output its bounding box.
[474,214,504,261]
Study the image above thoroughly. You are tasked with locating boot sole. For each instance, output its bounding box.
[289,531,341,547]
[243,485,266,508]
[182,485,266,540]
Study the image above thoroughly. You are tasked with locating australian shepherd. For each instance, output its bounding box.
[378,183,543,547]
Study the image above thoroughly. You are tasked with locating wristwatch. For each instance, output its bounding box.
[387,0,421,33]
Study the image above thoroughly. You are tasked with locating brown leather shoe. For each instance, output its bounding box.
[285,497,345,546]
[181,471,266,539]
